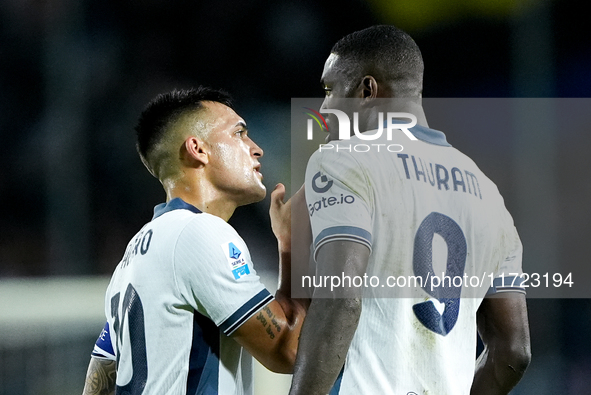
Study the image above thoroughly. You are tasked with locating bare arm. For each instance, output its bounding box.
[232,184,308,373]
[471,293,531,394]
[82,357,116,395]
[289,240,370,395]
[290,185,313,303]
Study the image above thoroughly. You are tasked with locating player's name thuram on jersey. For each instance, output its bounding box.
[397,153,482,199]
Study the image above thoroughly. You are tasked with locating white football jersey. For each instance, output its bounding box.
[304,122,524,395]
[92,198,273,395]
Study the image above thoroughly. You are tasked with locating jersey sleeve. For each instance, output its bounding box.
[487,207,526,296]
[305,149,374,261]
[173,215,273,335]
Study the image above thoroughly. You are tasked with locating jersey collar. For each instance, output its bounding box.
[380,119,452,147]
[152,198,202,220]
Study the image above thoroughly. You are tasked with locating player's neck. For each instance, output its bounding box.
[163,177,237,222]
[372,99,428,128]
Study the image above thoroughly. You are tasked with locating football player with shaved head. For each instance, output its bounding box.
[290,26,531,395]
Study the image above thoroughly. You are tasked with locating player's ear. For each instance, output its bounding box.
[182,136,209,167]
[357,75,379,102]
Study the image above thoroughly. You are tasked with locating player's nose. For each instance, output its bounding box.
[250,138,263,158]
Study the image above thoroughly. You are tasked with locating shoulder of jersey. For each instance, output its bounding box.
[173,210,234,232]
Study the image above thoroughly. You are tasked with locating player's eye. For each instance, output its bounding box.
[236,129,247,137]
[323,87,332,96]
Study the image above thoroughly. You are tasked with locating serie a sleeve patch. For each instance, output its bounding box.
[220,240,251,280]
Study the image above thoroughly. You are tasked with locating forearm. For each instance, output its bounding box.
[277,248,292,296]
[235,183,308,373]
[82,357,116,395]
[472,294,531,394]
[265,294,307,373]
[288,184,314,300]
[471,345,529,395]
[289,297,361,395]
[275,246,307,371]
[276,231,310,311]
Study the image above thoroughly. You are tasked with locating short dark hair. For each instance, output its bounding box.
[135,86,233,169]
[331,25,424,97]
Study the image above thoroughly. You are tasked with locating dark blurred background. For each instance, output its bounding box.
[1,0,590,393]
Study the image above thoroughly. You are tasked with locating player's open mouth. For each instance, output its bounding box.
[254,164,263,179]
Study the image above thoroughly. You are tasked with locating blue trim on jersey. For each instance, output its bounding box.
[314,226,372,247]
[381,119,452,147]
[219,289,274,336]
[314,226,372,260]
[153,198,202,220]
[329,367,344,394]
[92,321,115,359]
[486,276,526,295]
[186,312,220,395]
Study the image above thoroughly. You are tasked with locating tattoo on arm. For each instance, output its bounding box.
[82,358,117,395]
[256,306,283,340]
